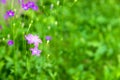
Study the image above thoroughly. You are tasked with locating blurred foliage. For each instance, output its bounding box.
[0,0,120,80]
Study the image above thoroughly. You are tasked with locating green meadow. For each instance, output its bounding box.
[0,0,120,80]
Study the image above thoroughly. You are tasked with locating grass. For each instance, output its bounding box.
[0,0,120,80]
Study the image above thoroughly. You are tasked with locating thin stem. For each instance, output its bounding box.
[27,20,33,33]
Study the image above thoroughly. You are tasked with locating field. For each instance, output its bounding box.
[0,0,120,80]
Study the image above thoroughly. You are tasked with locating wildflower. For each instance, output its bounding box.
[22,1,38,11]
[22,4,29,10]
[27,1,35,8]
[8,40,14,46]
[27,1,38,10]
[25,34,42,47]
[25,34,33,44]
[30,47,41,56]
[46,36,52,41]
[4,10,14,19]
[25,34,42,56]
[6,10,15,17]
[0,0,6,4]
[31,5,38,11]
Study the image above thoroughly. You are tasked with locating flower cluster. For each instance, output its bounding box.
[21,1,38,11]
[25,34,42,56]
[0,0,52,57]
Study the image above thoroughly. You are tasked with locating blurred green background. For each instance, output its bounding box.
[0,0,120,80]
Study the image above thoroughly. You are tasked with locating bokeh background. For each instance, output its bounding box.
[0,0,120,80]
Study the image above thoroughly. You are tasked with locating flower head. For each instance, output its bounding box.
[0,0,6,4]
[46,36,52,41]
[25,34,33,44]
[27,1,35,8]
[4,10,14,19]
[25,34,42,47]
[22,3,29,10]
[22,1,38,11]
[6,10,15,17]
[25,34,42,56]
[31,5,38,11]
[30,47,41,56]
[8,40,14,46]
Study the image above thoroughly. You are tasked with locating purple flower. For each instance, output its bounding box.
[46,36,52,41]
[27,1,38,11]
[25,34,33,44]
[6,10,15,17]
[0,0,6,4]
[30,47,41,56]
[4,10,14,19]
[8,40,14,46]
[25,34,42,56]
[22,4,29,10]
[31,5,38,11]
[25,34,42,47]
[21,1,39,11]
[27,1,35,8]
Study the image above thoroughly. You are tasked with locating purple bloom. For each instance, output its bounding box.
[46,36,52,41]
[22,4,29,10]
[27,1,38,11]
[27,1,35,8]
[0,0,6,4]
[6,10,15,17]
[8,40,14,46]
[25,34,34,44]
[31,5,38,11]
[4,10,14,19]
[21,1,39,11]
[25,34,42,47]
[30,47,41,56]
[25,34,42,56]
